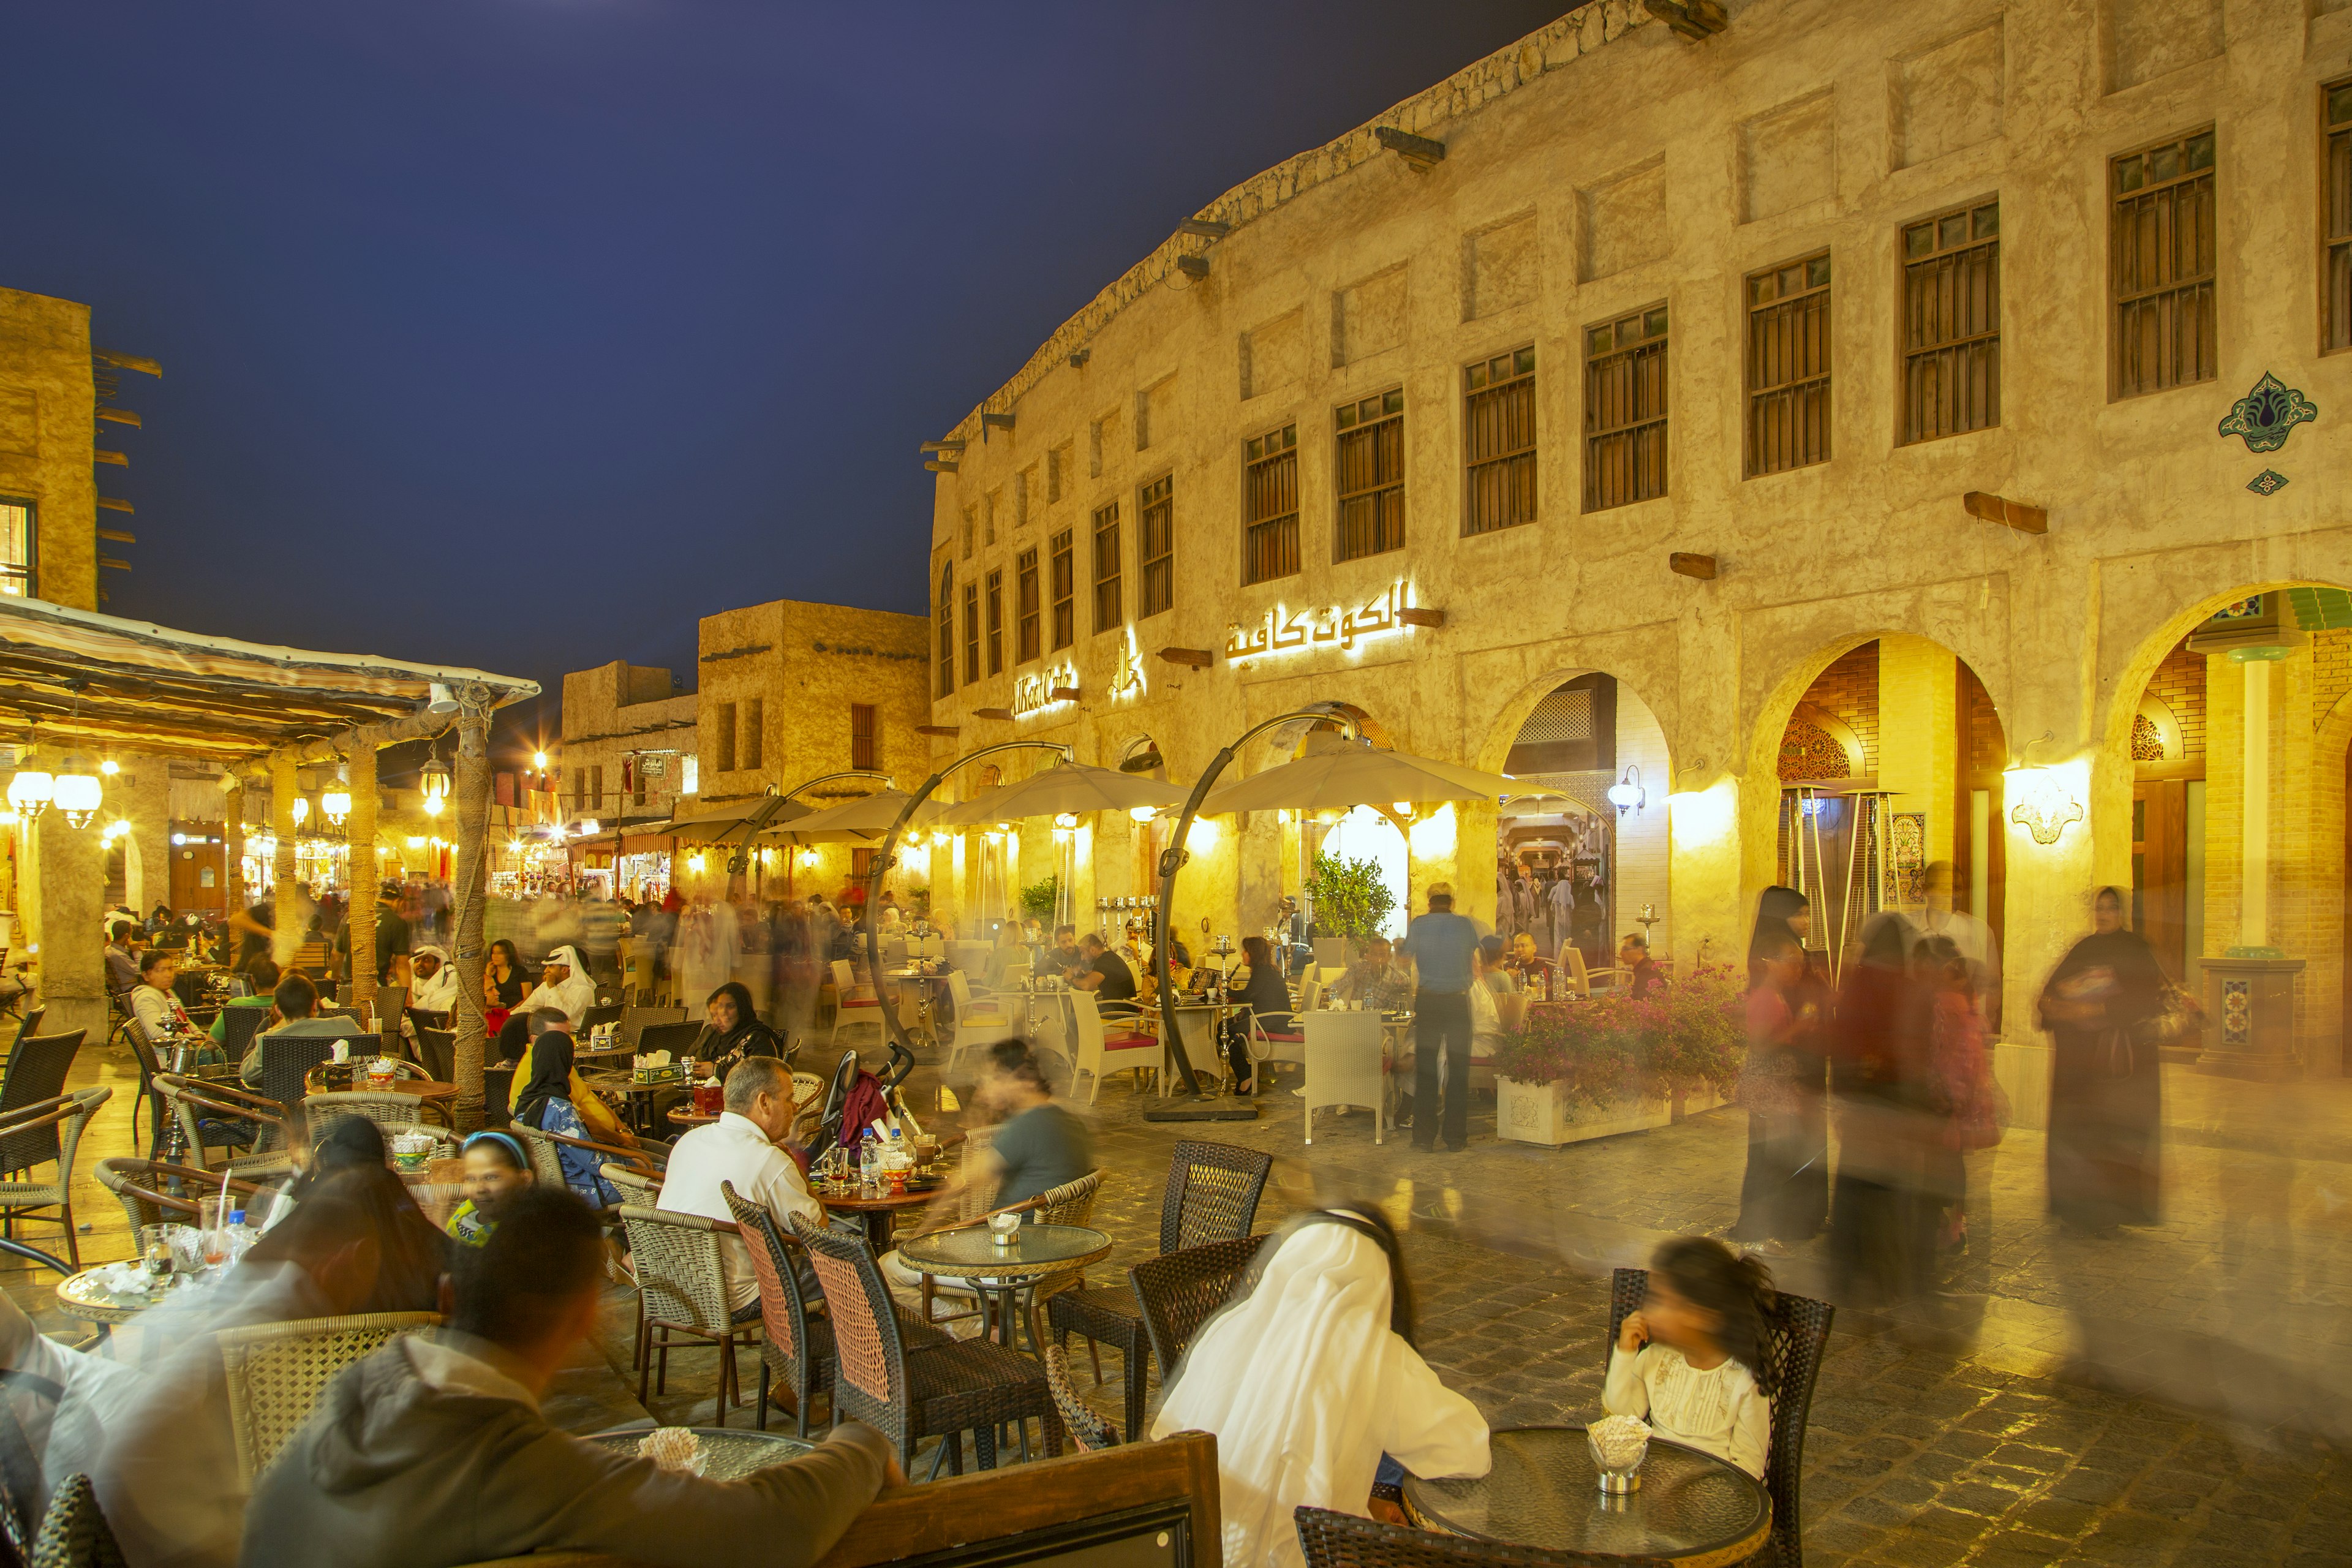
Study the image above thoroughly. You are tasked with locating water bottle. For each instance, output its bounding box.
[858,1134,879,1191]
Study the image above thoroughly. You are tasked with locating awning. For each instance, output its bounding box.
[0,597,539,760]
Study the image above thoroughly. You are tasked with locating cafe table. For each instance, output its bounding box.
[666,1106,719,1132]
[303,1068,461,1128]
[587,1426,812,1479]
[1403,1427,1771,1568]
[816,1184,938,1252]
[892,1222,1110,1352]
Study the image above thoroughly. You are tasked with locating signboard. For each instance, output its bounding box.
[1013,663,1079,717]
[1226,581,1414,663]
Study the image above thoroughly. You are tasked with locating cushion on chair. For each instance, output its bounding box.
[1102,1033,1160,1052]
[1257,1032,1305,1044]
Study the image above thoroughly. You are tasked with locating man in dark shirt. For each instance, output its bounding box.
[1621,932,1665,998]
[1034,924,1085,981]
[1072,934,1137,1002]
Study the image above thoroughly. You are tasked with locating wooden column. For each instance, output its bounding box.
[451,685,492,1126]
[223,777,245,933]
[348,745,380,1034]
[271,755,300,969]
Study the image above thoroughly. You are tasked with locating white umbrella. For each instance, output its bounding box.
[1197,738,1518,815]
[654,793,811,844]
[757,788,949,844]
[933,760,1186,826]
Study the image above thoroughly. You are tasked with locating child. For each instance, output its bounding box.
[1604,1236,1775,1479]
[446,1131,533,1248]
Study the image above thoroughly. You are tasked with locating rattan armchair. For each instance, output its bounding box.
[153,1075,293,1177]
[1292,1506,1657,1568]
[615,1205,760,1428]
[0,1090,109,1270]
[722,1182,835,1438]
[793,1213,1062,1476]
[513,1124,663,1219]
[217,1312,443,1483]
[31,1473,127,1568]
[1041,1343,1119,1450]
[1130,1231,1269,1385]
[92,1158,270,1235]
[1048,1140,1270,1439]
[1608,1267,1831,1568]
[303,1090,432,1146]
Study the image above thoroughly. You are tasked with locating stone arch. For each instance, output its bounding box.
[2098,581,2352,760]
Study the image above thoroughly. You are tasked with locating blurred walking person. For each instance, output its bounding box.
[1826,912,1928,1305]
[2038,886,2166,1231]
[1732,889,1829,1253]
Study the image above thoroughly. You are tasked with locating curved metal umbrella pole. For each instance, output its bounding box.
[1150,709,1360,1106]
[721,770,895,875]
[861,741,1073,1093]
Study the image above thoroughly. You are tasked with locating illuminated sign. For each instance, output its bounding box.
[1109,629,1147,700]
[1012,663,1079,717]
[1226,581,1414,662]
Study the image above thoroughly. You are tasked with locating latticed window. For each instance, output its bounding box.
[1243,423,1298,584]
[984,568,1004,674]
[1091,502,1121,631]
[1464,346,1536,533]
[2111,129,2215,398]
[962,582,979,684]
[1583,307,1667,511]
[2328,84,2352,352]
[1335,388,1404,560]
[1901,201,2000,443]
[850,703,877,771]
[1137,475,1174,617]
[1746,254,1831,477]
[0,501,32,598]
[1016,548,1041,662]
[1049,529,1075,650]
[935,559,954,697]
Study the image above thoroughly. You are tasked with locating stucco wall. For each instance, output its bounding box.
[0,288,97,613]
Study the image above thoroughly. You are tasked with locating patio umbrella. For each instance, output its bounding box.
[933,760,1185,826]
[758,787,949,844]
[1197,737,1518,815]
[654,792,812,845]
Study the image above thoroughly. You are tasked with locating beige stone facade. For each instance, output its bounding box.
[922,0,2352,1073]
[0,286,104,615]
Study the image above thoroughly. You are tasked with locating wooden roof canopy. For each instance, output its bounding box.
[0,598,540,763]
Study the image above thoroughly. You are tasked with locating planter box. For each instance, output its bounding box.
[1497,1077,1671,1147]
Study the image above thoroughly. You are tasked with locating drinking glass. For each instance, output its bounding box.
[200,1197,232,1267]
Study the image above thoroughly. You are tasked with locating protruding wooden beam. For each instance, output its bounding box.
[1396,607,1446,628]
[99,557,130,572]
[1176,219,1229,239]
[93,349,161,377]
[1175,255,1210,281]
[1962,491,2047,535]
[971,707,1014,721]
[97,408,141,428]
[1374,126,1446,171]
[924,459,959,474]
[97,529,135,545]
[1048,685,1080,703]
[980,413,1015,439]
[919,440,965,454]
[94,450,127,467]
[1645,0,1727,39]
[97,496,134,514]
[1156,647,1214,669]
[914,724,960,737]
[1670,552,1718,579]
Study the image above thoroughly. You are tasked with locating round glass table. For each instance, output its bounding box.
[1404,1427,1770,1568]
[588,1426,813,1480]
[894,1222,1111,1349]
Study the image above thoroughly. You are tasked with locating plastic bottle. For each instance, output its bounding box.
[858,1134,880,1190]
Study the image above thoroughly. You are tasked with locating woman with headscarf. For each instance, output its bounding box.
[1152,1204,1489,1568]
[2038,886,2167,1231]
[1825,911,1929,1303]
[276,1120,451,1313]
[693,980,785,1085]
[1732,888,1831,1253]
[511,1030,623,1207]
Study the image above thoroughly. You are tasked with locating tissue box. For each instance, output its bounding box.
[631,1063,685,1086]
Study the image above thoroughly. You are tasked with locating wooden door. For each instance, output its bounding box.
[2132,780,2187,981]
[170,839,227,913]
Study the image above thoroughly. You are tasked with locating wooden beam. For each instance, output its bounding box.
[97,530,134,545]
[97,496,134,514]
[1645,0,1728,38]
[971,707,1014,721]
[1962,491,2047,535]
[1374,126,1446,170]
[93,349,162,377]
[96,408,141,428]
[1396,607,1446,628]
[1156,647,1215,669]
[1670,552,1718,579]
[98,557,130,572]
[94,450,127,467]
[1175,255,1210,280]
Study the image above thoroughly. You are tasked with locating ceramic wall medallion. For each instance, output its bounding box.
[2246,469,2288,497]
[2217,372,2316,453]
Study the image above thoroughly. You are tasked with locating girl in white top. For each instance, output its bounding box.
[1604,1236,1775,1479]
[1153,1205,1490,1568]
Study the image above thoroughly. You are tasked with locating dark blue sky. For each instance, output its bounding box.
[9,1,1567,770]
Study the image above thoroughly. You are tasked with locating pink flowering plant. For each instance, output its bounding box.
[1490,962,1747,1109]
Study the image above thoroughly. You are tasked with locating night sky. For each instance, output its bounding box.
[8,2,1570,778]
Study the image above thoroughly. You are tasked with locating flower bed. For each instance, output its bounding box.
[1491,964,1746,1145]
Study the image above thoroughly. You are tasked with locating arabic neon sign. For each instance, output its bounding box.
[1226,581,1416,663]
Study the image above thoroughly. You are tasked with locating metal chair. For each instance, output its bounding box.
[1040,1343,1119,1450]
[1048,1140,1271,1439]
[31,1473,128,1568]
[615,1205,760,1427]
[153,1076,293,1177]
[0,1091,108,1270]
[216,1312,443,1483]
[793,1213,1062,1476]
[0,1031,86,1175]
[93,1158,270,1234]
[1292,1506,1656,1568]
[1608,1267,1832,1568]
[1130,1232,1269,1385]
[514,1125,662,1219]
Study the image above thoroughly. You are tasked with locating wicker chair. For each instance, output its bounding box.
[1292,1506,1658,1568]
[513,1124,663,1218]
[217,1005,269,1069]
[303,1091,431,1146]
[615,1206,760,1427]
[0,1031,86,1174]
[0,1091,108,1270]
[1131,1232,1269,1384]
[722,1182,835,1438]
[411,1027,456,1084]
[153,1075,292,1177]
[31,1474,126,1568]
[1608,1267,1831,1568]
[1048,1140,1271,1439]
[1041,1343,1119,1450]
[793,1213,1062,1476]
[258,1035,345,1120]
[92,1158,270,1235]
[216,1311,443,1483]
[919,1169,1102,1348]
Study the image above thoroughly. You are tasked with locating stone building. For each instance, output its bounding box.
[559,598,931,905]
[922,0,2352,1078]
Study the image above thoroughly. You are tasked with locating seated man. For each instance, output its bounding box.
[104,920,141,1000]
[1621,932,1665,999]
[494,944,596,1062]
[1333,935,1413,1012]
[129,948,202,1042]
[1069,933,1137,1004]
[241,1188,897,1568]
[208,958,281,1049]
[1031,924,1084,981]
[655,1057,822,1322]
[1506,932,1557,1000]
[242,970,360,1087]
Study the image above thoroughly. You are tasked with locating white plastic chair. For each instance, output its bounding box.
[1067,992,1161,1104]
[827,959,884,1047]
[1303,1009,1384,1145]
[943,970,1019,1076]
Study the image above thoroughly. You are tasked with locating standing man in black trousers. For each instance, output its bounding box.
[1403,883,1481,1152]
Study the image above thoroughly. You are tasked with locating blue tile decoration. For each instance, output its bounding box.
[2246,469,2288,497]
[2217,372,2316,454]
[2221,978,2250,1047]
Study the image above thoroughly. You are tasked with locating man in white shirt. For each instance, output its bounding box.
[1916,861,2001,1026]
[655,1056,821,1320]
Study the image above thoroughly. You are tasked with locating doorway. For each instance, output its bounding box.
[2132,780,2187,982]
